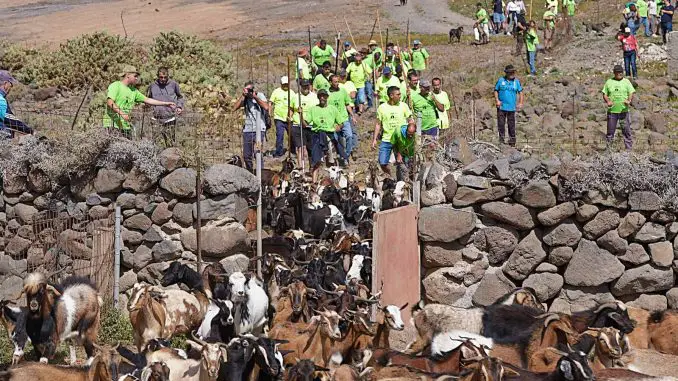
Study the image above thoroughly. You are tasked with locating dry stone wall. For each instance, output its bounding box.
[419,156,678,314]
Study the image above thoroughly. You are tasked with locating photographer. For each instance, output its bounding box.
[233,81,269,172]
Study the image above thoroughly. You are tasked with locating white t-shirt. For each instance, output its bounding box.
[514,0,527,12]
[648,1,657,15]
[507,1,521,12]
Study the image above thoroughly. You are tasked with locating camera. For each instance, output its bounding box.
[246,87,254,95]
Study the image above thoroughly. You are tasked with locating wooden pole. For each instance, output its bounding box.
[406,18,411,50]
[344,16,358,48]
[287,56,293,160]
[378,12,385,54]
[335,33,341,74]
[369,13,379,42]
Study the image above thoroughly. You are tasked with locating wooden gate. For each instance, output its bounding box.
[372,204,420,322]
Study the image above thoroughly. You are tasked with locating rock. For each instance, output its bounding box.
[420,185,446,206]
[481,202,535,230]
[503,231,547,281]
[418,206,476,242]
[88,205,110,220]
[180,220,249,258]
[452,186,509,207]
[0,275,23,301]
[583,210,620,239]
[18,192,35,203]
[27,168,51,194]
[536,262,559,273]
[123,167,156,192]
[523,272,564,301]
[442,174,458,202]
[58,229,90,260]
[618,212,646,238]
[93,168,125,194]
[86,193,105,206]
[644,113,668,133]
[550,285,616,314]
[542,157,562,176]
[473,226,519,265]
[423,163,448,188]
[549,246,574,266]
[5,236,31,259]
[462,246,484,261]
[135,194,151,210]
[117,193,137,209]
[124,245,153,271]
[456,175,491,189]
[161,221,183,235]
[596,230,628,255]
[491,158,510,180]
[203,164,259,196]
[119,270,137,293]
[584,189,628,209]
[627,294,668,312]
[151,202,173,225]
[471,79,493,99]
[423,242,464,268]
[619,243,650,266]
[143,225,164,243]
[463,159,490,175]
[511,158,542,176]
[514,181,556,208]
[423,268,467,305]
[219,254,251,275]
[649,241,674,267]
[575,204,599,222]
[611,264,675,296]
[564,239,625,287]
[667,288,678,309]
[472,268,516,306]
[650,210,675,224]
[121,228,143,245]
[17,226,34,240]
[537,202,576,226]
[123,214,152,232]
[137,262,171,284]
[3,173,26,195]
[152,240,182,262]
[33,86,58,101]
[14,203,38,224]
[629,191,662,211]
[159,148,184,172]
[634,222,666,243]
[543,221,582,247]
[160,168,197,198]
[172,202,194,226]
[560,102,575,119]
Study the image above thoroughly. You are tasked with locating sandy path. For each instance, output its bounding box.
[381,0,474,35]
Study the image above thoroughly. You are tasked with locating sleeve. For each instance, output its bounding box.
[403,103,413,119]
[270,89,278,103]
[174,82,185,109]
[0,97,6,121]
[134,89,147,103]
[106,82,118,100]
[423,49,430,59]
[517,80,523,92]
[627,81,636,94]
[441,94,451,109]
[494,80,501,91]
[601,82,609,95]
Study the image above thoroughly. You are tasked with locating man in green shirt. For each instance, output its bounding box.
[346,53,370,114]
[411,80,445,137]
[292,79,319,167]
[269,76,297,157]
[302,89,346,181]
[341,41,358,67]
[526,20,540,75]
[543,5,556,51]
[311,40,336,72]
[431,77,452,130]
[313,62,332,92]
[475,3,490,44]
[402,71,420,104]
[368,40,384,68]
[297,48,312,81]
[391,123,417,181]
[373,86,414,175]
[602,65,635,150]
[328,75,356,160]
[411,40,431,73]
[104,65,176,133]
[563,0,577,36]
[636,0,651,36]
[375,66,401,104]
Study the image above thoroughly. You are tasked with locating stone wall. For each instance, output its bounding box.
[0,146,258,304]
[419,156,678,314]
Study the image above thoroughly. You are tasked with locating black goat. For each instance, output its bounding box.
[161,262,205,293]
[570,301,634,335]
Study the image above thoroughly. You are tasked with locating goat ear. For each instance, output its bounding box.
[400,302,409,311]
[559,360,575,381]
[503,367,521,378]
[220,347,228,363]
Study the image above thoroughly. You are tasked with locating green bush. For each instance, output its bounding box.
[98,305,134,346]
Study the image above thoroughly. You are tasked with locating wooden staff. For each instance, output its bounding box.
[369,12,378,42]
[406,18,411,50]
[287,56,293,160]
[297,70,305,172]
[344,16,357,48]
[378,12,385,54]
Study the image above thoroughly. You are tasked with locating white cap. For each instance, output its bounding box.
[280,76,289,85]
[624,27,631,33]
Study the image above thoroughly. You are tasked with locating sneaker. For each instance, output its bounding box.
[652,34,659,37]
[507,32,512,36]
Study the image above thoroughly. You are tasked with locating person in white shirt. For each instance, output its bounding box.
[506,0,521,34]
[514,0,527,13]
[648,0,659,37]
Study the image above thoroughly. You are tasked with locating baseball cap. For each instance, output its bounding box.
[0,70,17,84]
[613,65,624,73]
[119,65,140,78]
[419,79,431,87]
[386,49,394,56]
[317,89,329,97]
[298,48,308,56]
[413,39,421,45]
[504,64,516,73]
[300,79,311,86]
[382,66,392,74]
[624,27,631,33]
[344,41,351,46]
[369,40,378,46]
[280,76,289,85]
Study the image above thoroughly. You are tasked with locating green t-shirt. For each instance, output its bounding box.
[391,125,415,158]
[385,61,412,78]
[307,104,341,133]
[376,75,401,104]
[543,10,556,29]
[377,102,412,142]
[411,92,439,131]
[297,57,312,81]
[526,28,540,51]
[602,78,635,114]
[547,0,559,14]
[270,87,297,122]
[346,61,371,89]
[477,8,489,24]
[411,48,430,71]
[103,81,146,130]
[327,87,352,124]
[401,83,420,103]
[636,0,649,16]
[369,47,384,67]
[293,92,319,125]
[311,45,335,67]
[432,91,451,129]
[313,74,331,92]
[564,0,576,15]
[340,81,357,98]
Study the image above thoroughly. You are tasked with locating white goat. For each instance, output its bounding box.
[345,255,365,283]
[228,272,269,335]
[430,331,494,359]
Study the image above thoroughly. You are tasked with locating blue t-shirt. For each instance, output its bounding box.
[0,92,7,121]
[495,77,523,112]
[661,4,674,23]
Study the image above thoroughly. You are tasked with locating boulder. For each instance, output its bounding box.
[611,264,675,296]
[423,268,467,305]
[481,202,535,230]
[491,158,510,180]
[523,272,564,301]
[144,225,164,243]
[421,185,446,206]
[550,285,616,314]
[172,202,194,226]
[644,113,668,134]
[418,206,476,242]
[667,288,678,309]
[3,173,26,195]
[456,175,491,189]
[152,240,182,262]
[123,214,152,232]
[26,247,43,267]
[0,255,27,277]
[88,205,110,220]
[514,181,557,208]
[442,174,458,202]
[14,203,38,224]
[584,189,628,209]
[194,194,249,223]
[159,148,184,172]
[628,191,662,211]
[618,212,646,238]
[537,202,576,226]
[543,221,582,247]
[634,222,666,243]
[5,236,31,259]
[564,239,625,287]
[627,294,668,312]
[452,186,509,207]
[137,262,171,284]
[575,204,599,222]
[535,262,558,273]
[503,231,547,281]
[121,228,143,246]
[424,163,448,189]
[135,194,151,210]
[219,254,251,275]
[93,168,125,194]
[151,202,172,225]
[549,246,574,267]
[583,210,620,239]
[462,159,490,175]
[119,270,138,293]
[472,268,516,306]
[116,193,137,209]
[649,241,674,267]
[123,245,153,271]
[203,164,259,196]
[651,210,676,224]
[160,168,197,198]
[473,226,519,265]
[423,242,464,268]
[511,158,542,176]
[0,276,23,301]
[27,168,51,194]
[123,167,156,192]
[596,230,628,255]
[619,243,650,266]
[180,220,249,258]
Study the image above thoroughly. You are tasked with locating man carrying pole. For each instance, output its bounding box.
[269,74,296,157]
[373,86,414,176]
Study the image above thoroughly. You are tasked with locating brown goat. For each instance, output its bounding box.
[128,285,168,352]
[626,307,651,350]
[141,361,171,381]
[271,309,343,367]
[273,280,316,325]
[647,310,678,355]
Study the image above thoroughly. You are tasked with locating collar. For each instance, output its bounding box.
[0,89,6,97]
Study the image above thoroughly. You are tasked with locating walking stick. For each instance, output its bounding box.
[287,56,293,160]
[378,13,385,54]
[335,33,341,74]
[344,16,357,48]
[369,12,378,43]
[406,19,411,50]
[297,71,305,172]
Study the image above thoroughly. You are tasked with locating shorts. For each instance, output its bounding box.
[311,131,329,167]
[291,125,311,150]
[422,127,438,137]
[378,141,393,165]
[356,87,367,105]
[493,13,505,24]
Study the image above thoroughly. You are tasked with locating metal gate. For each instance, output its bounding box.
[372,204,420,323]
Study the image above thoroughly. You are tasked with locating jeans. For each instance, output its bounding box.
[243,131,265,172]
[527,51,537,74]
[274,119,288,156]
[661,21,672,43]
[627,19,637,35]
[497,109,516,146]
[378,141,393,165]
[356,87,367,106]
[639,17,650,37]
[338,120,354,156]
[623,51,638,78]
[606,112,632,149]
[507,12,517,32]
[365,81,374,108]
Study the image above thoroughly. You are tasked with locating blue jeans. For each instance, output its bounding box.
[365,81,374,108]
[337,120,354,156]
[627,19,637,35]
[274,119,288,156]
[527,51,537,74]
[378,141,393,165]
[623,51,637,78]
[661,21,672,43]
[355,87,367,107]
[243,131,265,172]
[639,17,650,37]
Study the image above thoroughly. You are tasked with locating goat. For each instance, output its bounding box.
[646,309,678,355]
[0,300,29,365]
[569,301,634,335]
[351,304,407,367]
[503,349,595,381]
[287,359,330,381]
[626,307,650,350]
[161,262,207,294]
[274,280,317,325]
[329,310,376,366]
[140,361,171,381]
[153,333,228,381]
[429,331,494,359]
[242,335,290,381]
[270,308,343,367]
[345,255,365,284]
[228,272,269,335]
[493,288,544,312]
[331,365,373,381]
[201,263,227,299]
[128,284,168,352]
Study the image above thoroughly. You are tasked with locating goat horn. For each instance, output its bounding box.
[294,259,311,265]
[594,302,620,313]
[279,349,295,356]
[306,288,317,294]
[46,285,61,297]
[355,298,380,304]
[543,314,561,328]
[249,256,263,261]
[120,357,137,366]
[319,284,343,296]
[190,331,207,347]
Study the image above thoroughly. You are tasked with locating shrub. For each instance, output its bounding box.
[98,304,134,346]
